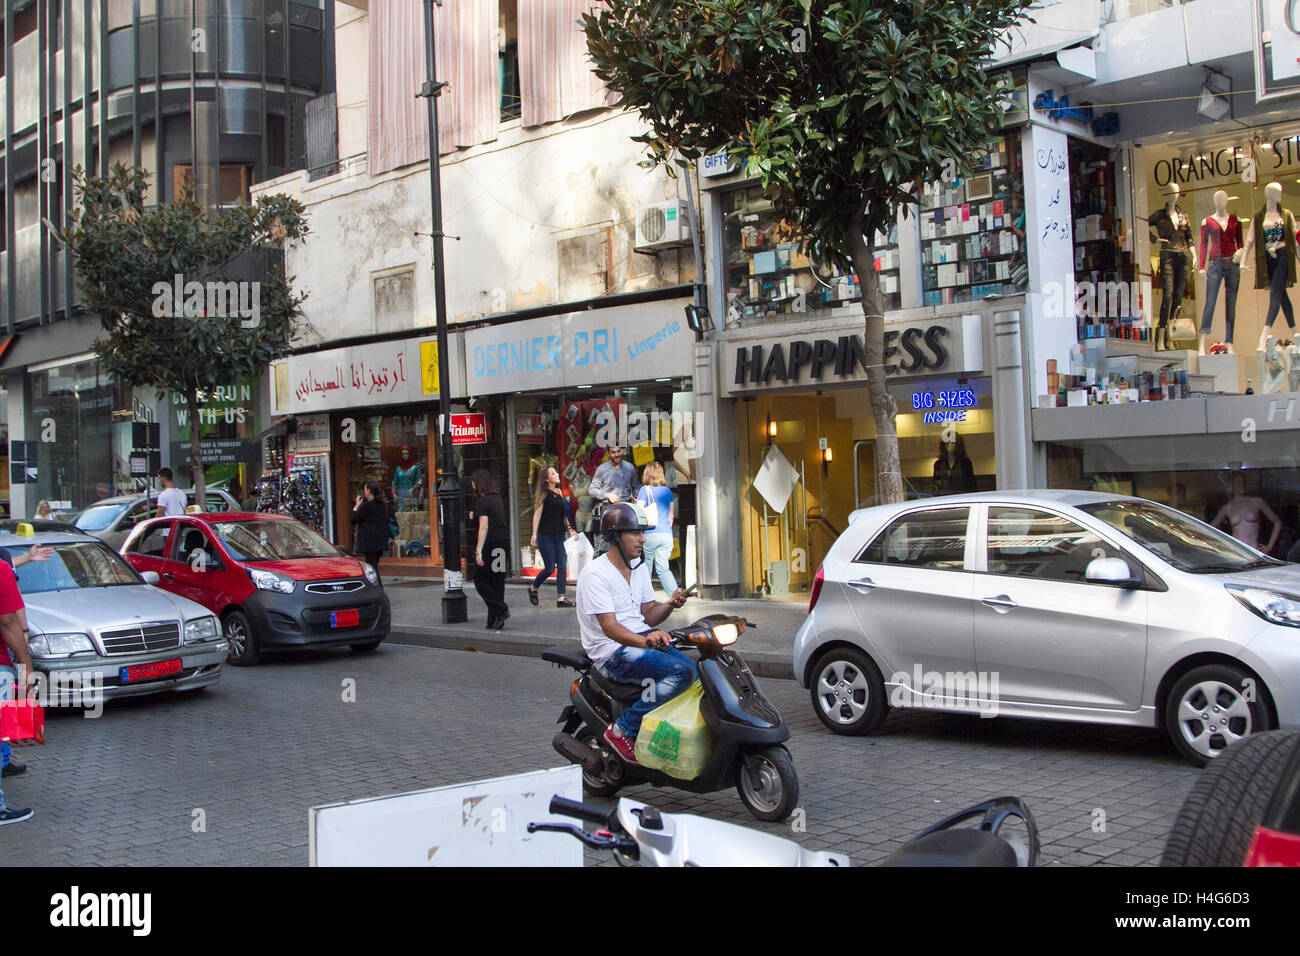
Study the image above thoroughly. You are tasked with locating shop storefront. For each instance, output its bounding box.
[464,298,697,586]
[269,334,467,573]
[25,356,116,513]
[717,303,1028,597]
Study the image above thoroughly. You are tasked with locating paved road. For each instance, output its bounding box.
[3,639,1198,866]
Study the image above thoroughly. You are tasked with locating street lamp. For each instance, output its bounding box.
[419,0,467,623]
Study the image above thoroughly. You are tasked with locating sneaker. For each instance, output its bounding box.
[0,807,33,826]
[557,598,576,608]
[1,761,26,777]
[602,723,640,765]
[528,588,539,606]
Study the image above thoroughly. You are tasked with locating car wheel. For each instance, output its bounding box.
[1162,730,1300,866]
[735,745,799,822]
[809,646,888,735]
[1165,664,1274,766]
[350,639,383,653]
[224,609,261,666]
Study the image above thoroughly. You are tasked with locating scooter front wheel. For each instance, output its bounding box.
[736,746,799,822]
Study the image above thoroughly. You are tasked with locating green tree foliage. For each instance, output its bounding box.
[584,0,1026,502]
[59,164,308,501]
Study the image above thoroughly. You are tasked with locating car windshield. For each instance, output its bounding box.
[74,503,128,532]
[1078,500,1277,573]
[10,542,142,593]
[214,520,340,561]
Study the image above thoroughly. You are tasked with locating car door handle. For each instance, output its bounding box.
[161,573,174,581]
[846,577,876,593]
[980,594,1017,612]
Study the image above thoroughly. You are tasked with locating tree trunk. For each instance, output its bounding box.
[846,217,903,505]
[187,388,206,504]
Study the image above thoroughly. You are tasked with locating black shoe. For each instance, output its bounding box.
[528,588,539,606]
[0,807,33,826]
[1,761,26,777]
[557,598,576,608]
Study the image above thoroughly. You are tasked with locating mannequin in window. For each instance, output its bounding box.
[392,445,425,511]
[1149,182,1196,351]
[1241,181,1299,353]
[1197,189,1245,355]
[933,435,976,494]
[1212,473,1280,555]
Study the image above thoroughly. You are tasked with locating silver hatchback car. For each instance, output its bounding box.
[794,490,1300,765]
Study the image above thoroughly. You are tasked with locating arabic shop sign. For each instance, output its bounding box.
[272,336,462,414]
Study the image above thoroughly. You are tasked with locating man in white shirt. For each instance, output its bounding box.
[576,502,690,764]
[154,468,188,517]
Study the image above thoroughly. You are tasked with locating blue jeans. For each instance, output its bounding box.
[0,665,13,810]
[642,532,677,594]
[1266,252,1297,330]
[533,533,567,597]
[1201,257,1240,341]
[601,644,697,738]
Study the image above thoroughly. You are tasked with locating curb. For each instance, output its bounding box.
[385,628,796,681]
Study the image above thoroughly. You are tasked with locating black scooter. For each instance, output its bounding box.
[542,614,799,822]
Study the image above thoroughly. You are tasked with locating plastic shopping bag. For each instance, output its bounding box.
[634,681,713,780]
[565,533,595,580]
[0,699,45,746]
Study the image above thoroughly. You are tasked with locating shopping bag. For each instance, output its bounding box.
[565,533,595,579]
[670,536,681,560]
[634,681,714,780]
[0,698,45,746]
[632,442,654,467]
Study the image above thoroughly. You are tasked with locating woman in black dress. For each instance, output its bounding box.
[350,481,390,581]
[470,469,511,630]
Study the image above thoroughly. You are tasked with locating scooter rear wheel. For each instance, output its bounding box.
[736,745,799,822]
[576,728,622,797]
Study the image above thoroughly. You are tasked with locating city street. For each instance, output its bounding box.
[2,590,1199,866]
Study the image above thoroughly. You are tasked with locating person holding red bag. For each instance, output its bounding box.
[0,560,35,825]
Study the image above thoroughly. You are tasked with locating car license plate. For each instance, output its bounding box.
[120,659,183,683]
[331,609,360,629]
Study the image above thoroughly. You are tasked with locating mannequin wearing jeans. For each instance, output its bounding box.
[1198,189,1245,355]
[1243,182,1299,352]
[1149,182,1196,350]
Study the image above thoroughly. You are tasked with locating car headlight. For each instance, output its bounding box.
[1226,585,1300,628]
[29,632,96,659]
[249,568,295,593]
[184,616,221,644]
[362,563,379,585]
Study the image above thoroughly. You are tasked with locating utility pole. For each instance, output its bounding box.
[419,0,466,623]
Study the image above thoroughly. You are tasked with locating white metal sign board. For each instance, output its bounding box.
[309,766,583,867]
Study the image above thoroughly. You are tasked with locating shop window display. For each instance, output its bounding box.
[920,135,1026,306]
[723,185,900,326]
[337,414,433,560]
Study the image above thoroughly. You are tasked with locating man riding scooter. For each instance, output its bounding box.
[575,502,690,764]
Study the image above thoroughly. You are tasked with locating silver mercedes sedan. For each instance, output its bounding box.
[794,491,1300,765]
[2,523,226,704]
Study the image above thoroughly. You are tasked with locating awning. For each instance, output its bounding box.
[251,416,294,443]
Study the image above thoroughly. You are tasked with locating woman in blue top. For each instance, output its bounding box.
[636,461,677,595]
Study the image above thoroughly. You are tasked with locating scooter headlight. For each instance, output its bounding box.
[712,623,740,646]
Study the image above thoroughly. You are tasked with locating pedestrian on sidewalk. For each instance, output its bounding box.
[529,466,579,608]
[350,482,390,581]
[0,559,36,825]
[470,469,511,630]
[636,462,677,596]
[154,468,187,517]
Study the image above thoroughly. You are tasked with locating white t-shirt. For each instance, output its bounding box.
[576,553,655,668]
[157,487,188,516]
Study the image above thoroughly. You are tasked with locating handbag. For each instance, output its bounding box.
[638,488,659,529]
[1,698,45,745]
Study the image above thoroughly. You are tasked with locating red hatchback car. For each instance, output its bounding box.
[121,512,390,665]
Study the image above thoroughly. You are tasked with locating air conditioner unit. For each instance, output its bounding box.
[635,200,692,251]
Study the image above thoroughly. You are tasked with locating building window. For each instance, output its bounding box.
[499,0,520,121]
[173,164,253,205]
[267,114,288,168]
[724,185,900,325]
[919,135,1026,306]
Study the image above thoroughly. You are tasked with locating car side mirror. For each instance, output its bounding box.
[1085,557,1141,588]
[140,571,161,585]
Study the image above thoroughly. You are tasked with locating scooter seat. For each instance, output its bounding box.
[590,667,646,704]
[878,829,1018,867]
[541,647,591,670]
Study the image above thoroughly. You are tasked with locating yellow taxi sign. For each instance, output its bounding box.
[15,522,34,537]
